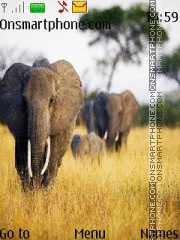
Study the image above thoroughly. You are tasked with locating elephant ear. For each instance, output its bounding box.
[0,63,31,138]
[50,60,83,133]
[120,91,139,132]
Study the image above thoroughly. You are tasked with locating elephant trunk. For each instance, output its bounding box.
[105,107,122,150]
[28,138,50,177]
[27,110,51,189]
[28,141,44,189]
[106,131,120,149]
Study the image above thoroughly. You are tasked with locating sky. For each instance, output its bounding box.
[0,0,180,104]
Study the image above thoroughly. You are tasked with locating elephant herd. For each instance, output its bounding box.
[0,58,139,191]
[74,90,139,152]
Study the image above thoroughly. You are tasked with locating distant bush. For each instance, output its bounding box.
[138,100,180,127]
[139,105,149,126]
[162,101,180,127]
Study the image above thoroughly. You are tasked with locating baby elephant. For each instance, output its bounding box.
[71,132,104,164]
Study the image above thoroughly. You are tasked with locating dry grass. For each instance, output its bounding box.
[0,125,179,240]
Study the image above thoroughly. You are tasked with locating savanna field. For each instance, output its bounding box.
[0,125,179,240]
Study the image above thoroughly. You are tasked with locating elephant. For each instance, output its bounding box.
[85,91,139,151]
[105,91,139,151]
[82,100,95,132]
[71,132,104,164]
[93,92,109,138]
[0,58,83,190]
[76,100,95,133]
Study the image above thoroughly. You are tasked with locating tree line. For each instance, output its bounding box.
[139,100,180,127]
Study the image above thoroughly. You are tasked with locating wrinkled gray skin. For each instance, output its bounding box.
[93,92,109,138]
[0,58,83,191]
[82,101,95,132]
[76,101,95,132]
[71,132,104,164]
[85,91,139,151]
[106,91,139,151]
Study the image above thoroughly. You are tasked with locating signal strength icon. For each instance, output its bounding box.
[12,1,25,13]
[1,3,7,13]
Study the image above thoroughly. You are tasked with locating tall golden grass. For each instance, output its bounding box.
[0,125,179,240]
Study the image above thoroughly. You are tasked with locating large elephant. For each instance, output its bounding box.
[106,91,139,151]
[0,59,83,190]
[86,91,139,151]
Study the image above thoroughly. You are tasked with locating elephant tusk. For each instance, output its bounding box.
[115,132,119,142]
[104,131,108,140]
[41,137,51,175]
[28,140,33,178]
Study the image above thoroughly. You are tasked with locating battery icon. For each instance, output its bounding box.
[30,3,45,13]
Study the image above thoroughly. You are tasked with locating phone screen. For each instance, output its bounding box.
[0,1,179,240]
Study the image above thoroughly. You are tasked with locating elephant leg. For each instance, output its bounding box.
[106,137,114,152]
[42,135,62,188]
[115,132,122,152]
[15,141,24,178]
[121,129,130,149]
[42,161,58,189]
[79,151,85,164]
[97,155,101,165]
[90,155,94,165]
[15,138,31,191]
[98,144,103,165]
[99,129,105,139]
[43,129,72,188]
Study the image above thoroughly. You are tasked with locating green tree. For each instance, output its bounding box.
[162,46,180,87]
[138,101,180,127]
[139,104,149,125]
[162,100,180,127]
[79,4,168,91]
